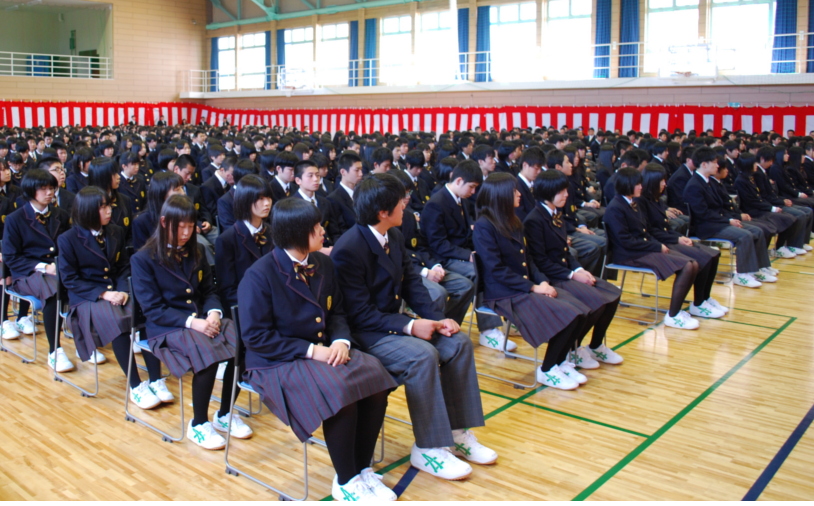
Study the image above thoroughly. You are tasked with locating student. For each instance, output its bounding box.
[311,153,335,197]
[65,147,93,195]
[2,169,72,369]
[8,152,27,187]
[201,144,226,183]
[174,154,217,264]
[132,172,186,251]
[421,160,515,351]
[523,170,624,369]
[603,149,639,205]
[200,156,234,222]
[88,157,133,246]
[595,143,616,193]
[238,198,398,501]
[216,159,256,232]
[119,151,147,214]
[268,151,299,202]
[605,168,702,329]
[402,149,432,213]
[58,187,169,408]
[38,157,75,212]
[333,173,496,481]
[328,151,364,233]
[0,160,23,339]
[131,195,252,450]
[769,145,814,241]
[514,147,543,221]
[292,160,344,249]
[215,175,273,317]
[638,164,728,316]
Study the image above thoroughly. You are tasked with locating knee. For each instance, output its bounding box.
[407,340,440,370]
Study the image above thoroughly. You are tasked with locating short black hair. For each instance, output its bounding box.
[208,144,226,159]
[404,149,424,169]
[641,163,667,201]
[470,144,494,162]
[233,174,272,222]
[259,150,278,172]
[546,149,567,169]
[294,159,318,179]
[355,173,404,226]
[614,167,642,197]
[532,169,569,203]
[72,186,109,230]
[519,146,545,168]
[21,168,58,201]
[371,147,393,167]
[88,157,118,193]
[175,153,197,172]
[435,156,458,182]
[146,171,184,217]
[337,150,362,173]
[388,167,415,193]
[233,159,257,184]
[693,146,718,167]
[619,150,640,168]
[271,198,322,253]
[738,153,757,174]
[756,146,775,164]
[120,151,139,167]
[450,159,482,184]
[158,149,178,170]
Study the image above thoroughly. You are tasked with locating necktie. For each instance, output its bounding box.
[383,238,390,255]
[169,246,189,264]
[630,201,638,212]
[110,195,118,208]
[285,187,290,197]
[552,211,564,228]
[310,198,317,207]
[253,226,267,246]
[294,262,316,286]
[95,230,105,246]
[36,209,51,226]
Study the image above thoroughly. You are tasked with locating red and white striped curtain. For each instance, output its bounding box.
[3,101,814,136]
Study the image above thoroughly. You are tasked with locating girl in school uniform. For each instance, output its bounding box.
[58,187,169,409]
[131,172,185,251]
[0,160,24,339]
[88,157,133,245]
[472,172,593,391]
[637,164,727,318]
[1,169,72,370]
[131,194,252,450]
[237,198,398,501]
[214,175,273,317]
[604,168,701,330]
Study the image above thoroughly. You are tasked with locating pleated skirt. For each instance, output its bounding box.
[147,319,236,378]
[623,249,692,281]
[11,272,57,302]
[486,290,589,348]
[667,243,719,271]
[70,299,131,362]
[551,278,621,313]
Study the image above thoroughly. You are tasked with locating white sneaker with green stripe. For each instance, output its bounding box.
[689,300,725,319]
[733,273,762,288]
[186,421,225,450]
[129,381,160,410]
[410,444,472,480]
[332,474,378,501]
[450,429,498,464]
[213,411,253,439]
[536,364,579,390]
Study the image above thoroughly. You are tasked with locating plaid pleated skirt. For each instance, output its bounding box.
[486,290,590,348]
[11,272,58,302]
[552,278,622,313]
[70,299,132,362]
[245,350,398,442]
[667,243,719,271]
[147,319,237,378]
[623,249,693,281]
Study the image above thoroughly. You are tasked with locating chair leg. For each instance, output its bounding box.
[53,301,98,397]
[371,421,386,465]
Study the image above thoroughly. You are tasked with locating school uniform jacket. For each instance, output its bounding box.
[327,185,357,233]
[316,178,335,198]
[2,203,71,279]
[238,248,353,369]
[709,177,741,221]
[269,177,297,203]
[421,186,474,262]
[788,167,813,196]
[523,202,583,281]
[57,224,130,306]
[291,192,345,246]
[603,195,663,264]
[215,221,274,314]
[201,163,218,183]
[753,167,786,207]
[201,175,230,221]
[119,173,147,214]
[735,173,774,218]
[332,224,444,349]
[398,209,440,272]
[66,173,89,195]
[184,183,214,227]
[515,177,536,221]
[683,173,732,239]
[132,211,156,251]
[408,174,432,214]
[769,163,802,199]
[217,189,236,232]
[803,156,814,185]
[472,217,545,301]
[635,197,682,245]
[131,244,221,339]
[667,164,693,211]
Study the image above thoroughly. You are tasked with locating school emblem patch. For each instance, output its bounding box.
[327,295,332,310]
[198,270,203,282]
[124,217,130,226]
[411,238,417,247]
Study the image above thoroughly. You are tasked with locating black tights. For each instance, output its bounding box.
[43,296,60,354]
[692,255,719,306]
[323,390,389,485]
[668,260,699,317]
[542,315,585,371]
[109,333,163,389]
[190,359,240,427]
[581,298,622,350]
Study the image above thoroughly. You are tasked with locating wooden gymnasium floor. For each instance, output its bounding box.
[1,248,813,501]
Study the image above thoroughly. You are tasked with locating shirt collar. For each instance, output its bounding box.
[697,172,710,183]
[298,188,317,204]
[340,182,354,200]
[30,203,48,214]
[275,176,289,190]
[284,249,309,267]
[367,225,388,248]
[518,174,533,188]
[214,171,227,188]
[90,228,103,237]
[243,220,262,235]
[542,202,556,216]
[445,184,461,205]
[623,195,634,206]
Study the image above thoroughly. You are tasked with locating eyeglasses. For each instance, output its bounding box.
[49,168,66,174]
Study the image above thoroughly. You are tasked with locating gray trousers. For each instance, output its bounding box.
[570,229,607,277]
[421,270,476,325]
[443,259,503,331]
[366,332,485,448]
[711,224,769,273]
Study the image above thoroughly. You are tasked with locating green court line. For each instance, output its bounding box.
[517,400,651,438]
[571,316,796,501]
[732,307,796,318]
[717,320,779,330]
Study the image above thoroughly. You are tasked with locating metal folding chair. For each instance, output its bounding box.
[686,207,736,282]
[0,284,43,364]
[600,251,666,327]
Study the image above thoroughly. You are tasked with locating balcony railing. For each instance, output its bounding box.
[0,51,112,79]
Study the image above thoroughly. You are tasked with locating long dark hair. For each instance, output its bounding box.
[71,186,109,231]
[143,194,200,266]
[146,171,185,218]
[88,157,118,196]
[641,163,667,201]
[476,172,522,238]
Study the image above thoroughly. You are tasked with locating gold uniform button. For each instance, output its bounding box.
[107,285,113,289]
[523,275,528,279]
[186,288,192,293]
[522,262,527,267]
[104,267,109,272]
[191,312,197,317]
[520,249,524,254]
[186,300,192,304]
[103,276,108,279]
[49,247,55,252]
[564,247,568,251]
[395,294,399,300]
[315,317,322,323]
[317,332,323,338]
[562,259,567,262]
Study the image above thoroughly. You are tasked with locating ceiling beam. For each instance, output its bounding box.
[209,0,237,21]
[248,0,275,15]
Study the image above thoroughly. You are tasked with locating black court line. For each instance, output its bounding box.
[392,466,420,498]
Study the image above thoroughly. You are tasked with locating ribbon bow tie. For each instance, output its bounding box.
[95,230,105,246]
[169,246,190,264]
[35,209,51,226]
[253,227,268,246]
[294,262,316,286]
[630,201,639,212]
[552,211,564,228]
[110,195,118,208]
[11,171,22,181]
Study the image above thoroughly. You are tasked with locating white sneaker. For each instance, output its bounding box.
[133,338,142,354]
[705,298,729,315]
[215,361,226,381]
[213,411,253,439]
[1,320,20,340]
[788,246,808,255]
[588,344,624,365]
[760,267,779,277]
[570,346,600,369]
[149,378,174,403]
[804,244,813,251]
[48,347,75,372]
[129,381,161,410]
[478,328,517,352]
[559,361,588,385]
[664,310,700,330]
[15,316,35,335]
[734,273,762,288]
[410,444,472,480]
[76,348,107,364]
[359,468,397,500]
[536,364,579,390]
[332,474,378,501]
[753,272,777,283]
[775,246,796,258]
[450,429,498,465]
[187,421,226,450]
[689,300,725,319]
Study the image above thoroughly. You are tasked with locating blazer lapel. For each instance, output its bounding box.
[236,221,261,260]
[272,248,321,309]
[359,225,399,282]
[24,205,52,242]
[78,227,107,263]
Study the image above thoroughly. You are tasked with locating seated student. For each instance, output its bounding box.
[515,147,544,221]
[311,153,335,197]
[36,157,75,213]
[65,147,93,195]
[735,153,800,261]
[684,147,773,289]
[367,147,393,177]
[267,151,299,202]
[469,144,497,202]
[132,172,186,251]
[430,156,458,194]
[201,144,226,183]
[402,149,432,213]
[131,195,252,450]
[58,187,170,408]
[421,160,515,352]
[603,149,639,205]
[0,160,24,339]
[721,140,741,194]
[328,151,365,234]
[88,157,133,246]
[2,169,72,369]
[292,160,345,250]
[333,173,496,481]
[215,175,273,318]
[595,144,616,192]
[173,154,218,264]
[786,146,814,199]
[565,146,604,229]
[119,151,147,214]
[523,170,624,369]
[216,159,256,232]
[804,142,814,185]
[200,156,234,222]
[638,164,729,316]
[390,169,475,324]
[769,145,814,249]
[605,168,702,329]
[238,198,398,501]
[8,153,27,187]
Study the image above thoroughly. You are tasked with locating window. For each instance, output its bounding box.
[216,36,235,91]
[644,0,700,74]
[544,0,593,79]
[379,15,412,85]
[415,11,460,84]
[489,3,537,82]
[317,22,350,86]
[710,0,776,74]
[238,32,267,89]
[283,27,314,88]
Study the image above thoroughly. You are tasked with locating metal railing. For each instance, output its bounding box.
[0,51,112,79]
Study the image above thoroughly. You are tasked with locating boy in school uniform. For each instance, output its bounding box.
[268,151,299,202]
[332,173,496,482]
[292,159,345,250]
[514,147,544,221]
[328,151,365,234]
[216,160,257,232]
[201,144,227,183]
[201,157,234,223]
[119,151,147,214]
[402,149,432,213]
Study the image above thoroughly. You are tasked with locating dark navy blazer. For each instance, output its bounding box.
[421,185,474,262]
[215,221,274,315]
[603,195,663,264]
[683,172,732,239]
[119,173,147,214]
[2,203,71,279]
[217,188,236,232]
[57,224,130,306]
[291,192,345,247]
[327,185,357,233]
[523,202,582,281]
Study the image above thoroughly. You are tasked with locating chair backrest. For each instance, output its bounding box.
[127,276,147,332]
[471,251,486,308]
[230,304,247,375]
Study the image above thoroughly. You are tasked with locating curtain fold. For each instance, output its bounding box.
[458,8,469,81]
[364,18,378,86]
[264,31,272,90]
[618,0,639,78]
[772,0,797,73]
[349,20,359,87]
[276,29,286,88]
[594,0,611,78]
[209,38,219,92]
[475,6,491,82]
